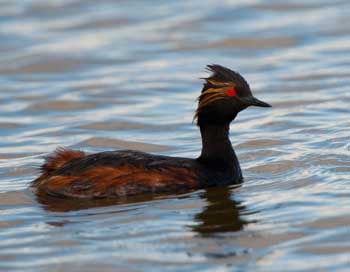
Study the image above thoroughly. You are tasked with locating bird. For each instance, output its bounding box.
[31,64,271,199]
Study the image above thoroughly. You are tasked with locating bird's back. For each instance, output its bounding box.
[32,148,204,198]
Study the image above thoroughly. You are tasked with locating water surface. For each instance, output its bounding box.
[0,1,350,271]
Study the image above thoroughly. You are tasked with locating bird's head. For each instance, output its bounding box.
[194,64,271,126]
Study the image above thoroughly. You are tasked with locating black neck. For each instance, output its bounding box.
[197,123,235,165]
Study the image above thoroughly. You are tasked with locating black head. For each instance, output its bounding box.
[194,64,271,126]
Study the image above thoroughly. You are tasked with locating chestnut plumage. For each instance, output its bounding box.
[31,65,271,199]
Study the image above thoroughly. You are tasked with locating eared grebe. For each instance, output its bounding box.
[31,65,271,199]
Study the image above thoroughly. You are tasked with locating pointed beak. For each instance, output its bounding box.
[240,96,271,108]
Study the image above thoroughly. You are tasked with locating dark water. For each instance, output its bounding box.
[1,1,350,271]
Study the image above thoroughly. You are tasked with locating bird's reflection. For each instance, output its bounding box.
[35,186,251,236]
[34,191,159,212]
[192,186,249,236]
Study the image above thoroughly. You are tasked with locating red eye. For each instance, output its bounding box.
[226,88,237,97]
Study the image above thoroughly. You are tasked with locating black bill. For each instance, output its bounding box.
[240,96,271,107]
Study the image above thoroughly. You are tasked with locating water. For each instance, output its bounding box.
[0,0,349,271]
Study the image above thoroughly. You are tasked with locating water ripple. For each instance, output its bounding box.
[0,1,349,271]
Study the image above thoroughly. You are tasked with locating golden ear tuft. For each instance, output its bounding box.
[193,86,229,123]
[206,79,231,87]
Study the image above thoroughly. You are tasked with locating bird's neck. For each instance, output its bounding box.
[198,123,236,165]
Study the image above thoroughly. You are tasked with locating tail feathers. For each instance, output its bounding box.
[40,147,85,174]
